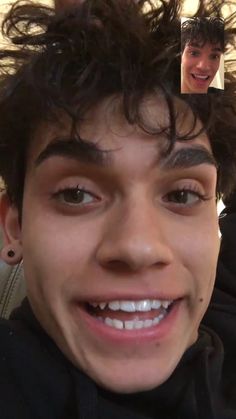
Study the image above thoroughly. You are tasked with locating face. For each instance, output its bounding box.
[181,41,222,93]
[1,95,220,393]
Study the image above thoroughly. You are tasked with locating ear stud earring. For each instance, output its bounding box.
[7,249,15,258]
[1,245,22,265]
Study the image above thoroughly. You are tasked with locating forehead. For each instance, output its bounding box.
[26,94,212,170]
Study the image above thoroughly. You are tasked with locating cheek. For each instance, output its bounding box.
[182,232,219,293]
[183,57,194,71]
[182,58,188,72]
[170,216,220,334]
[21,206,100,297]
[212,62,220,75]
[169,213,220,287]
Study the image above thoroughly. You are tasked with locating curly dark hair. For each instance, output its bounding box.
[0,0,235,211]
[181,17,225,53]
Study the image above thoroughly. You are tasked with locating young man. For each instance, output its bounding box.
[0,0,236,418]
[181,17,224,94]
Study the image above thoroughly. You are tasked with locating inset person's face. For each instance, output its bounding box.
[181,41,222,93]
[1,95,220,393]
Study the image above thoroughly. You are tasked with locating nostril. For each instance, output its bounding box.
[102,259,138,273]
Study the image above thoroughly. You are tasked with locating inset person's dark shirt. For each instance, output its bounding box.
[208,87,224,93]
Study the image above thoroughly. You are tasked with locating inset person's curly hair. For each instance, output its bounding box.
[181,17,225,53]
[0,0,235,210]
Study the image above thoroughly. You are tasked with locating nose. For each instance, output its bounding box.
[196,58,210,72]
[96,200,173,272]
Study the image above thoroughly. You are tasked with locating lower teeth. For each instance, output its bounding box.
[98,312,167,330]
[192,75,208,80]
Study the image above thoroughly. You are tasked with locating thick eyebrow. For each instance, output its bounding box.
[34,139,217,173]
[161,146,218,171]
[188,42,222,53]
[187,42,202,49]
[211,47,222,52]
[34,138,111,168]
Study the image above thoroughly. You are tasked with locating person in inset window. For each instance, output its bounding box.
[181,17,224,94]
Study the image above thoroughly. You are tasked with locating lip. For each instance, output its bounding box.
[72,298,183,345]
[78,292,184,303]
[193,73,210,78]
[191,73,210,87]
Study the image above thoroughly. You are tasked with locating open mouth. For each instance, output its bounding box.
[191,74,210,81]
[84,299,177,331]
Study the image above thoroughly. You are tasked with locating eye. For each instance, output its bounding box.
[210,54,220,60]
[189,50,200,57]
[54,187,95,206]
[164,189,206,206]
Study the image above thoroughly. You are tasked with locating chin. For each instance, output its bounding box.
[98,375,169,394]
[92,363,179,394]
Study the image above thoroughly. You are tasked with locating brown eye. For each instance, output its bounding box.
[56,188,94,205]
[210,54,220,60]
[189,50,200,57]
[164,190,202,205]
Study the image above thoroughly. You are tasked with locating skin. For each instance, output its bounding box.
[181,41,222,94]
[0,95,220,393]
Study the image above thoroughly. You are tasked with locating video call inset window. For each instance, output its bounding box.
[181,17,224,94]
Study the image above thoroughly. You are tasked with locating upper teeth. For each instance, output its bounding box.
[194,74,208,80]
[89,299,173,312]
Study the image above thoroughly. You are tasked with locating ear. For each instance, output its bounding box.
[0,193,22,265]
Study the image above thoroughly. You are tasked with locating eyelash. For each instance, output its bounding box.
[164,185,209,206]
[189,51,220,60]
[211,55,220,60]
[52,183,209,209]
[189,51,200,57]
[52,185,97,206]
[189,51,199,57]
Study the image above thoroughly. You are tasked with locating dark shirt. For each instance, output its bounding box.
[0,299,234,419]
[208,86,224,93]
